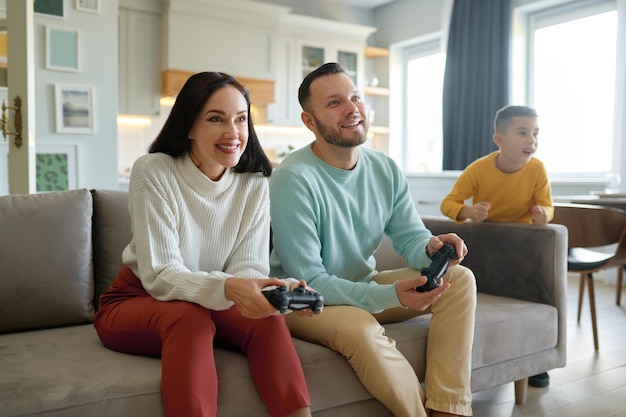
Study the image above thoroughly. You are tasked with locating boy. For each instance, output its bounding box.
[440,105,554,387]
[440,105,553,225]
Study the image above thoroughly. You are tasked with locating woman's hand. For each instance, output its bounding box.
[224,277,322,318]
[224,277,286,319]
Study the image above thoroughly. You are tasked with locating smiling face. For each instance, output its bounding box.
[493,116,539,173]
[188,85,249,180]
[301,72,368,148]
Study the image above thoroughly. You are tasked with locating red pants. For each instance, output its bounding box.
[94,266,311,417]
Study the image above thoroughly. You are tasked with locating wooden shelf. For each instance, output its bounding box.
[364,86,389,96]
[161,69,275,104]
[364,46,389,59]
[369,125,389,134]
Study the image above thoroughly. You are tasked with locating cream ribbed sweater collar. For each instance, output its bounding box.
[177,153,235,196]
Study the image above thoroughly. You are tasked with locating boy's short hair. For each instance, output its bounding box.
[494,105,538,134]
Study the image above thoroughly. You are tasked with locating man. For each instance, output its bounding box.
[269,62,476,417]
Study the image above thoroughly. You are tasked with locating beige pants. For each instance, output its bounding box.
[286,265,476,417]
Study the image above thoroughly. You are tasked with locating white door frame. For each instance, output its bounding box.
[2,0,36,194]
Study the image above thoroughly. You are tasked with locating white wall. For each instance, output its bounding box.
[372,0,444,47]
[0,0,120,192]
[33,0,120,190]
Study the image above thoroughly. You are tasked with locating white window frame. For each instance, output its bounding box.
[512,0,626,188]
[389,0,625,193]
[389,33,443,172]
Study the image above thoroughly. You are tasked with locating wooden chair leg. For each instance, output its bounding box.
[577,273,585,323]
[514,378,528,404]
[587,273,599,351]
[617,266,624,306]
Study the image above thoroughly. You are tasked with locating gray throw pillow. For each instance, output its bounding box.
[0,189,94,333]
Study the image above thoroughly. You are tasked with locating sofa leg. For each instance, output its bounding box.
[514,378,528,404]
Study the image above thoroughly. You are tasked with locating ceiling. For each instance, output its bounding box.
[337,0,395,8]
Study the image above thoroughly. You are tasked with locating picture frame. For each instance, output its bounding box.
[35,144,78,192]
[55,84,95,134]
[46,26,79,72]
[34,0,65,19]
[76,0,100,14]
[0,31,7,69]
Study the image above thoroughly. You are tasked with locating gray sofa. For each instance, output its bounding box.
[0,188,568,417]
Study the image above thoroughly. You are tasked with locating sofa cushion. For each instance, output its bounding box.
[0,325,163,417]
[472,293,558,367]
[0,325,391,417]
[91,190,132,309]
[387,292,557,387]
[0,189,94,333]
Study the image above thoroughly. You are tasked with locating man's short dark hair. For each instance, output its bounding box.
[298,62,347,111]
[494,105,538,134]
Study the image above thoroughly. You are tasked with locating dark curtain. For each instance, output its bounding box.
[442,0,512,170]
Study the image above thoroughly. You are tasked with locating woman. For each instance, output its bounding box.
[94,72,313,417]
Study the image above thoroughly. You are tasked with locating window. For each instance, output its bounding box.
[393,37,445,173]
[393,0,623,182]
[518,0,618,174]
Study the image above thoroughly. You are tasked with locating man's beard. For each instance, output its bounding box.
[312,114,368,148]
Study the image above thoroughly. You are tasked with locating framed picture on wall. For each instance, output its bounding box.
[55,84,95,134]
[76,0,100,14]
[36,144,78,192]
[46,26,79,72]
[34,0,65,19]
[0,31,7,69]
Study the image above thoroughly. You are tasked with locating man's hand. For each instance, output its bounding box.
[288,279,322,317]
[531,205,549,225]
[426,233,468,267]
[395,276,450,311]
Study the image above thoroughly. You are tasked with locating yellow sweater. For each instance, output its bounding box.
[440,151,554,224]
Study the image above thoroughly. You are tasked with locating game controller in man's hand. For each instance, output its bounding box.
[263,285,324,314]
[416,243,459,292]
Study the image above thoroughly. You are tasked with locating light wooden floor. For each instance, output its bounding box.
[471,273,626,417]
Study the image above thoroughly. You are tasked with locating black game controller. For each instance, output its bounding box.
[263,285,324,314]
[416,243,459,292]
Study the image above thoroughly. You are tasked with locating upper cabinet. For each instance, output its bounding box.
[270,14,376,126]
[162,1,289,82]
[118,2,162,116]
[118,0,376,126]
[300,45,359,84]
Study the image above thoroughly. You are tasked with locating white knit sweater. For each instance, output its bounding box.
[122,153,271,310]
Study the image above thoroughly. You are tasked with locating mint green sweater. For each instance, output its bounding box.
[270,144,433,313]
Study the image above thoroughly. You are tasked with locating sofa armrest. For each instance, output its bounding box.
[375,216,569,307]
[422,216,568,307]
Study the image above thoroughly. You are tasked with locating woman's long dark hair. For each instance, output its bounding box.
[149,72,273,176]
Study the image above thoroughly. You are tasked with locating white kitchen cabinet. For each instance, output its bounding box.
[269,42,363,126]
[269,21,373,126]
[163,1,285,82]
[300,43,359,84]
[118,6,162,116]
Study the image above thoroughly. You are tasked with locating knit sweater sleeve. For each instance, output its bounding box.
[530,159,554,222]
[440,154,491,223]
